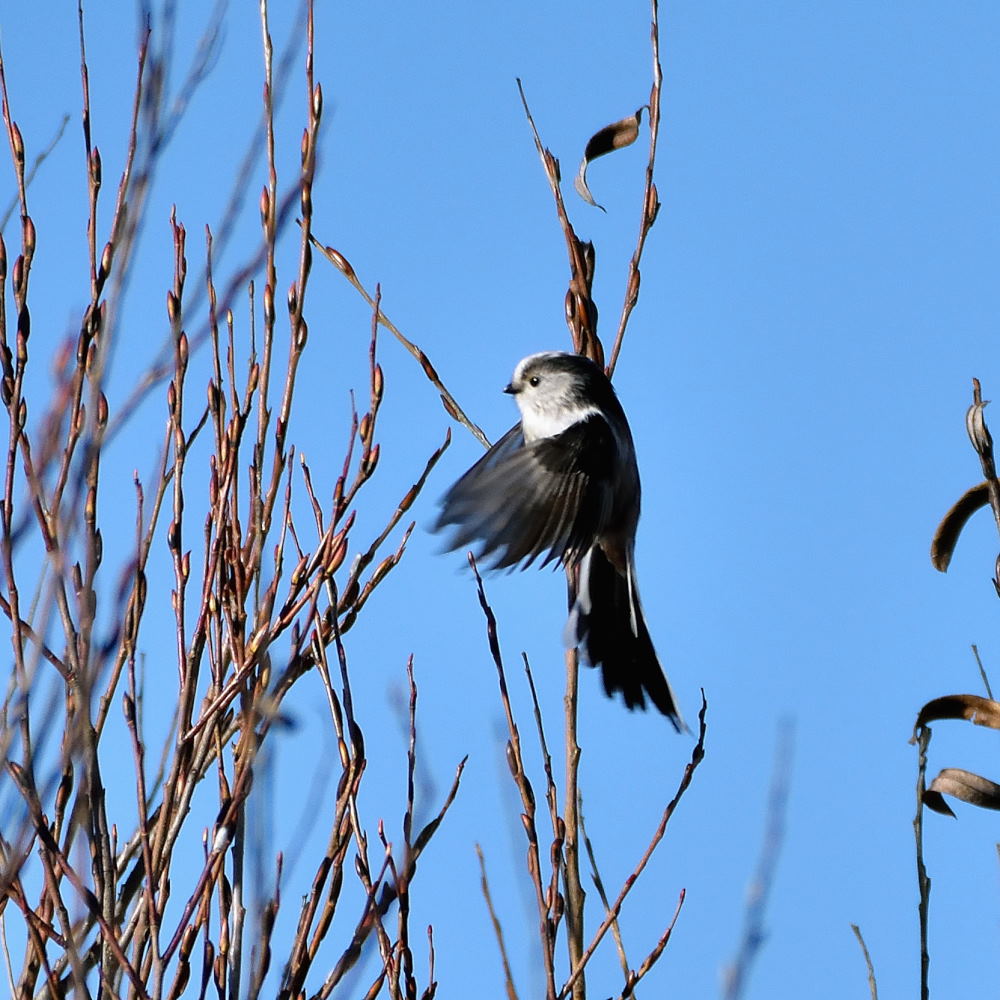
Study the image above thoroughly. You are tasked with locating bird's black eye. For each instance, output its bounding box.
[529,375,540,387]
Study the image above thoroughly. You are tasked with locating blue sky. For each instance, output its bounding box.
[3,2,1000,998]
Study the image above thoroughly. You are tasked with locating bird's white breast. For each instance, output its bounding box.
[518,401,602,442]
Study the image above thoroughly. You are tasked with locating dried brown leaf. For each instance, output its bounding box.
[914,693,1000,732]
[966,398,994,458]
[931,480,989,571]
[921,789,956,817]
[574,107,645,211]
[927,767,1000,812]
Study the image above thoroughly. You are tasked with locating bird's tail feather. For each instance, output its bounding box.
[565,546,684,732]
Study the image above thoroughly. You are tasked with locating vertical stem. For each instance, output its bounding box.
[563,644,585,1000]
[913,726,931,1000]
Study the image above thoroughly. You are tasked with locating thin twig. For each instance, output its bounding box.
[470,558,557,1000]
[310,235,489,449]
[515,79,600,363]
[619,890,685,998]
[0,114,70,232]
[558,696,708,1000]
[914,726,931,1000]
[850,924,879,1000]
[579,801,631,983]
[607,0,663,378]
[971,644,994,700]
[476,845,520,1000]
[562,646,585,1000]
[722,720,794,1000]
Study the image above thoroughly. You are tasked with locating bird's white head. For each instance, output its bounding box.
[504,352,604,441]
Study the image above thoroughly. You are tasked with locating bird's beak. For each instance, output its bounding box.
[503,382,517,395]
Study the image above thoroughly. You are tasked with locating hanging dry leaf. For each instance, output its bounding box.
[921,789,956,817]
[914,693,1000,733]
[574,107,645,211]
[927,768,1000,812]
[966,397,994,458]
[930,480,989,571]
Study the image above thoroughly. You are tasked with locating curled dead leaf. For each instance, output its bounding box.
[966,398,993,458]
[921,789,956,817]
[574,107,645,211]
[914,693,1000,734]
[927,768,1000,812]
[930,481,989,571]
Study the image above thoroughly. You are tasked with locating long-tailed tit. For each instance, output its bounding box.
[435,351,682,730]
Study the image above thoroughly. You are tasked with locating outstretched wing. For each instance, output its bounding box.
[435,415,617,570]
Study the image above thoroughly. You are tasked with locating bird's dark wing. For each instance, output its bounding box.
[435,415,617,570]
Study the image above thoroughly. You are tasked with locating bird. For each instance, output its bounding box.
[435,351,682,730]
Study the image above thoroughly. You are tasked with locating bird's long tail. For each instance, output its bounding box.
[565,547,684,731]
